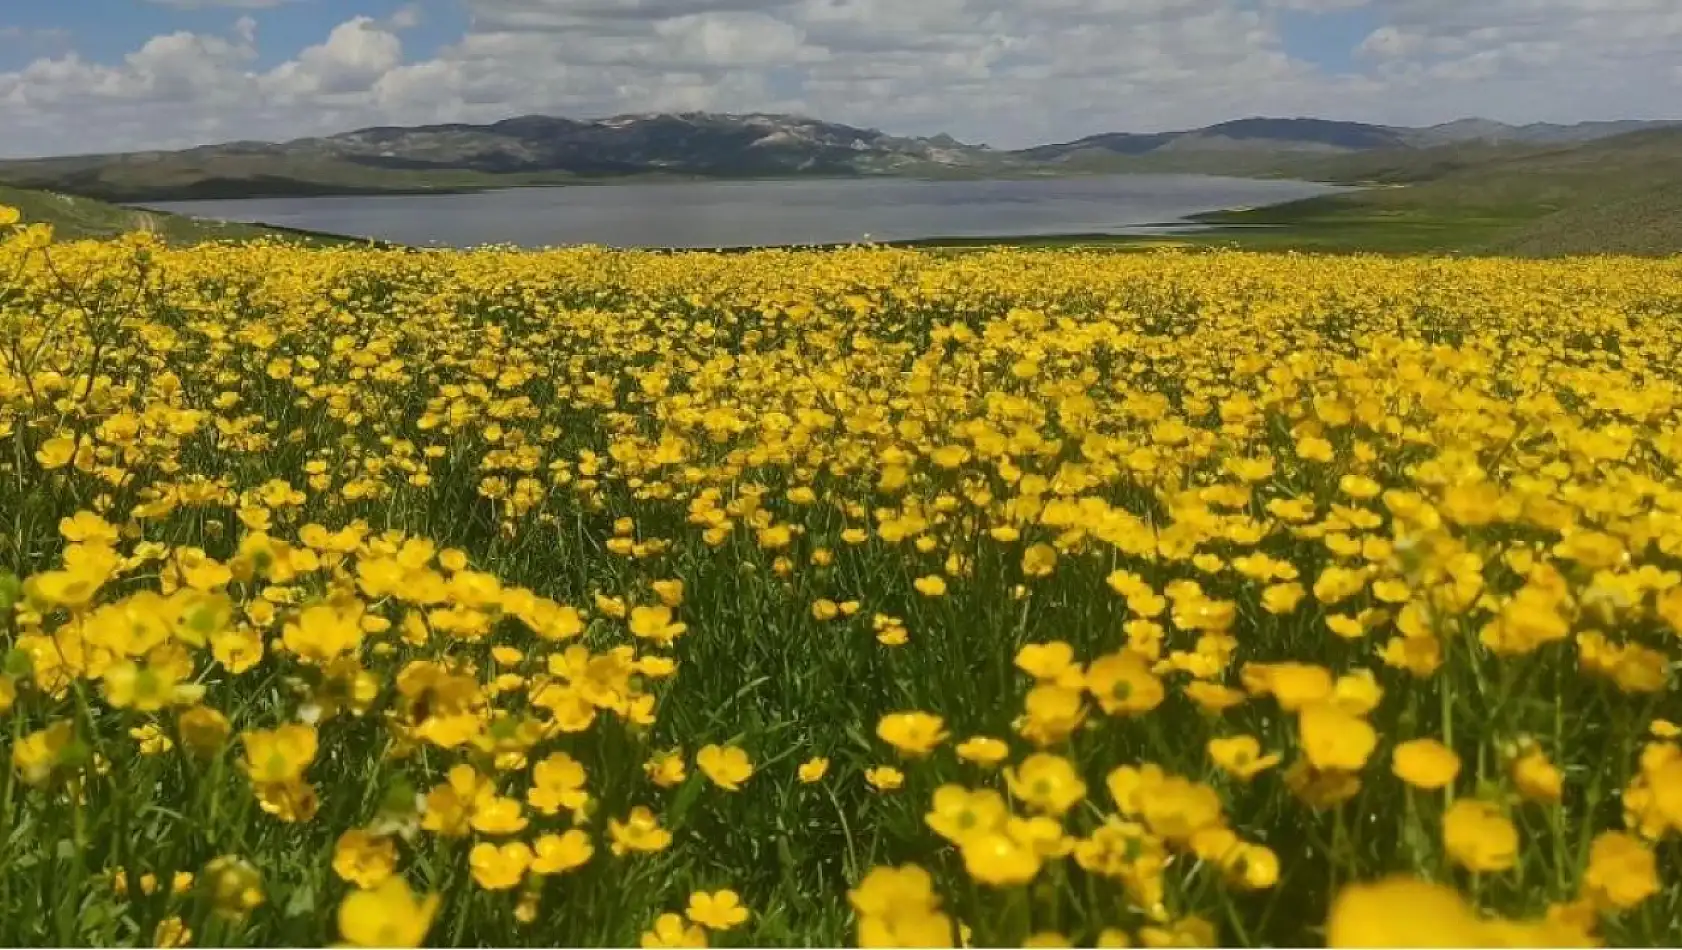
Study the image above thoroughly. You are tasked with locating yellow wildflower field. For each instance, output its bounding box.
[3,215,1682,947]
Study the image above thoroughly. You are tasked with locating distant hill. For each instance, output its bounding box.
[1014,116,1681,172]
[3,111,1682,256]
[0,112,1001,203]
[1409,118,1678,147]
[1,111,1677,203]
[1198,127,1682,256]
[0,182,388,246]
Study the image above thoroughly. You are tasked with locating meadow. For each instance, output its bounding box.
[2,208,1682,948]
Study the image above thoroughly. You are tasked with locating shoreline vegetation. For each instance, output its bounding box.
[1,112,1678,254]
[10,134,1682,256]
[151,179,1533,257]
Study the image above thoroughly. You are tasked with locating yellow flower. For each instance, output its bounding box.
[1297,701,1377,772]
[1085,650,1164,716]
[926,784,1009,844]
[469,794,529,835]
[35,435,77,470]
[240,723,318,785]
[532,830,594,875]
[530,751,591,814]
[1096,927,1133,948]
[1510,746,1563,803]
[337,876,439,948]
[629,604,688,645]
[798,756,830,783]
[1391,738,1460,791]
[202,855,265,920]
[876,711,948,757]
[468,840,532,890]
[1137,774,1224,843]
[912,575,948,597]
[849,864,954,947]
[332,830,397,889]
[1325,875,1491,947]
[153,917,191,949]
[1260,582,1306,614]
[1005,754,1087,816]
[652,579,686,607]
[1015,641,1083,686]
[646,749,689,788]
[102,661,180,712]
[865,766,905,791]
[642,912,708,948]
[609,806,673,855]
[1207,735,1281,781]
[1020,684,1086,746]
[959,830,1042,887]
[1442,799,1518,873]
[686,889,750,930]
[281,602,363,664]
[696,744,754,790]
[1583,831,1658,910]
[1245,662,1333,711]
[1021,543,1058,578]
[1228,843,1280,890]
[955,736,1011,767]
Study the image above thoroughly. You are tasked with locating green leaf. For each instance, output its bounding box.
[666,773,705,829]
[283,883,316,918]
[0,572,20,613]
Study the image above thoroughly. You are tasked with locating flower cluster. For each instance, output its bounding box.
[2,209,1682,946]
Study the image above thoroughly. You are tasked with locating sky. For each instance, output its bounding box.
[0,0,1679,157]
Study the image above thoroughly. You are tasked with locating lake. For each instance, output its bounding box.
[143,175,1345,249]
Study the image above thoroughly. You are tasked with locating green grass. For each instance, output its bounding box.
[0,184,397,248]
[11,125,1682,257]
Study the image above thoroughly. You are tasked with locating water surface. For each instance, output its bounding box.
[145,175,1344,249]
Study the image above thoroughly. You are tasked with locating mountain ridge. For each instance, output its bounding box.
[0,111,1677,203]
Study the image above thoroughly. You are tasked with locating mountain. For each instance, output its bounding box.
[1014,116,1679,169]
[1410,118,1679,146]
[0,112,998,202]
[0,111,1677,203]
[1016,117,1411,165]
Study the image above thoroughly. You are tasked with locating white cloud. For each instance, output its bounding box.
[0,0,1678,158]
[263,17,403,98]
[383,5,424,31]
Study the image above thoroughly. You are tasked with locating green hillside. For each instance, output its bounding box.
[0,183,389,247]
[1183,129,1682,255]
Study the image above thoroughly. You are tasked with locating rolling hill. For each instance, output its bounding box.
[0,113,1001,203]
[2,111,1680,255]
[0,183,391,246]
[1190,127,1682,256]
[0,112,1675,203]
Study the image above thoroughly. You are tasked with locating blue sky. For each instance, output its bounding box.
[0,0,462,70]
[1275,6,1382,75]
[0,0,1678,156]
[2,0,1386,76]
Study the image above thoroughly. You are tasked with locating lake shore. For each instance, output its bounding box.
[141,173,1353,252]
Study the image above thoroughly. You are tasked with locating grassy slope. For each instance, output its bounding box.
[7,129,1682,256]
[1178,130,1682,255]
[909,130,1681,256]
[0,153,566,201]
[0,183,398,247]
